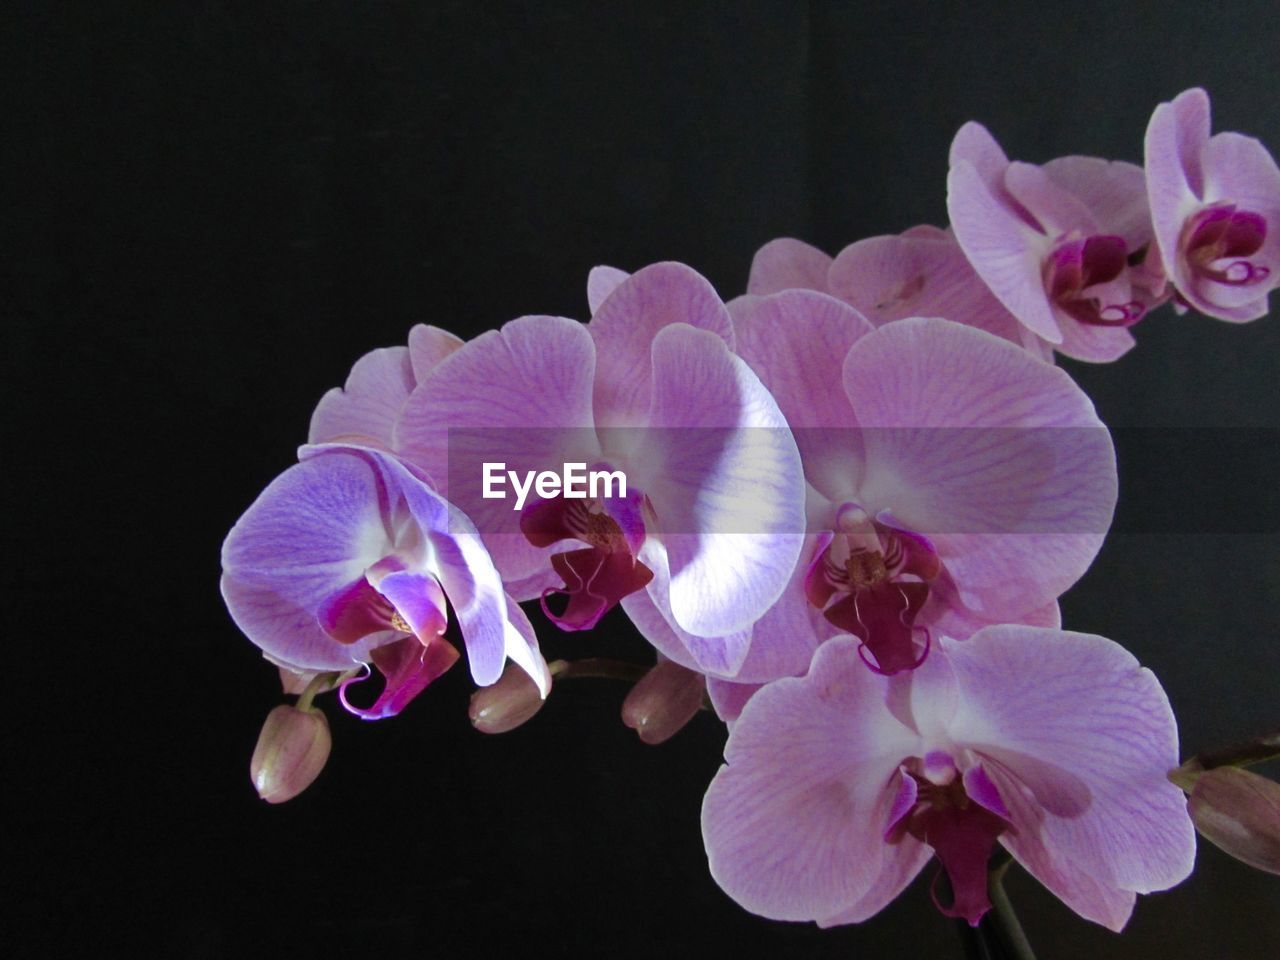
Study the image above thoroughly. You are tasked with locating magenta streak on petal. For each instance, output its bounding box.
[1184,204,1271,286]
[884,767,920,840]
[316,577,397,644]
[338,635,460,720]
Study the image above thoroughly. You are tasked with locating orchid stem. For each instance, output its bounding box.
[988,857,1036,960]
[547,658,714,711]
[548,657,649,684]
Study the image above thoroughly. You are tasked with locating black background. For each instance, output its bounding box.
[8,2,1280,957]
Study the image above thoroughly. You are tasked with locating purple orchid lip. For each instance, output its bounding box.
[802,503,941,674]
[886,755,1012,926]
[520,492,654,631]
[1183,203,1271,286]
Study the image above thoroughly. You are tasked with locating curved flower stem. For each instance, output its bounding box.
[548,657,649,684]
[547,657,714,711]
[987,855,1036,960]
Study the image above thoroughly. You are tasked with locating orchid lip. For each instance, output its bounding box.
[1044,233,1146,328]
[887,756,1011,927]
[1183,203,1271,287]
[521,493,653,631]
[804,506,940,673]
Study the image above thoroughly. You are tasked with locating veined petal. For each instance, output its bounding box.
[731,290,870,498]
[221,452,394,670]
[705,676,765,725]
[941,628,1195,920]
[701,636,923,922]
[1042,156,1152,248]
[1145,90,1211,296]
[843,318,1115,621]
[731,289,871,427]
[746,237,833,295]
[948,160,1062,342]
[588,262,734,426]
[626,541,754,677]
[633,324,805,638]
[407,324,464,382]
[395,314,602,584]
[1004,161,1099,236]
[828,231,1036,354]
[587,265,631,314]
[308,346,414,449]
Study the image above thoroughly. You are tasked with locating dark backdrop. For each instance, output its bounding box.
[8,2,1280,958]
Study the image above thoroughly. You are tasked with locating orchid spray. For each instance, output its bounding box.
[221,87,1280,956]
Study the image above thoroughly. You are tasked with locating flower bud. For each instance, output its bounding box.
[468,663,547,734]
[621,659,705,745]
[250,704,331,803]
[1188,766,1280,875]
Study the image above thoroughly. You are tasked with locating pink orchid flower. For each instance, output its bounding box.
[631,290,1113,688]
[947,122,1158,362]
[1145,87,1280,321]
[702,627,1196,930]
[221,446,548,719]
[394,262,806,677]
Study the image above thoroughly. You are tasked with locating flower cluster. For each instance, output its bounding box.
[222,89,1280,934]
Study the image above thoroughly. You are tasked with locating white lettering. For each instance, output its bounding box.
[590,469,627,500]
[509,469,536,511]
[562,462,587,498]
[482,462,507,499]
[484,463,629,510]
[534,471,561,501]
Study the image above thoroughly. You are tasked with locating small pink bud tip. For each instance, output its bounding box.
[621,659,705,745]
[1188,766,1280,875]
[249,704,332,804]
[468,663,547,734]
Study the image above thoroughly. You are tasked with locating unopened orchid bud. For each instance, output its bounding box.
[621,659,705,745]
[469,663,547,734]
[250,704,331,803]
[1188,766,1280,875]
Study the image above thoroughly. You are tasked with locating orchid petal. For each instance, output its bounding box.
[308,346,414,449]
[829,232,1042,356]
[396,314,601,586]
[843,318,1115,622]
[587,265,631,314]
[746,237,833,295]
[588,262,734,426]
[731,290,871,497]
[407,324,464,382]
[701,636,922,922]
[1042,156,1152,248]
[633,324,805,638]
[221,452,393,670]
[942,627,1195,926]
[948,160,1062,343]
